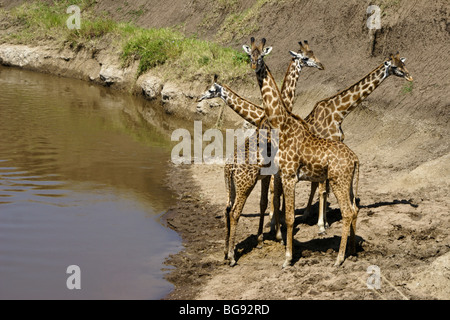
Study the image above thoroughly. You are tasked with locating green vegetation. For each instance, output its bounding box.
[402,81,414,94]
[1,0,249,81]
[119,27,249,79]
[4,0,115,45]
[120,28,184,76]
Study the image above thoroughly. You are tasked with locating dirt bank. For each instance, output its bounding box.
[1,0,449,300]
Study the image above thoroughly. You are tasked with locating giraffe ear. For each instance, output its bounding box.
[242,45,251,55]
[400,57,406,63]
[262,46,272,56]
[289,50,300,58]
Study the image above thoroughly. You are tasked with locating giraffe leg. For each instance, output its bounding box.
[325,180,330,228]
[349,161,360,256]
[257,176,270,248]
[281,176,296,269]
[317,181,329,235]
[224,165,236,260]
[331,181,355,267]
[349,205,359,255]
[223,166,235,260]
[227,196,247,267]
[268,175,276,232]
[304,182,318,218]
[224,204,231,260]
[272,173,283,243]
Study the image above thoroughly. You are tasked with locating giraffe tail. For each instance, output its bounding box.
[351,160,360,211]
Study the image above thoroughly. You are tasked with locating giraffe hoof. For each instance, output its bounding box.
[275,233,283,243]
[282,259,291,269]
[334,257,344,267]
[229,260,237,267]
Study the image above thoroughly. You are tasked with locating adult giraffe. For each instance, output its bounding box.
[243,37,359,267]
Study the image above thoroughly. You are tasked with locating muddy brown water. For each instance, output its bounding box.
[0,66,181,299]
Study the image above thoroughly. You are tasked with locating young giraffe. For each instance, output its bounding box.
[243,37,359,267]
[301,51,413,233]
[199,78,271,265]
[198,44,324,265]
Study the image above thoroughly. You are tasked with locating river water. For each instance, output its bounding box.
[0,66,181,299]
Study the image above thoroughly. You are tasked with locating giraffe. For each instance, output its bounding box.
[198,42,324,265]
[270,41,327,232]
[280,40,324,110]
[305,51,413,141]
[243,37,360,267]
[199,77,273,265]
[301,51,413,233]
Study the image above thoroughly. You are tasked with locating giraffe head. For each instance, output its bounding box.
[289,40,324,71]
[383,52,413,81]
[242,37,272,72]
[198,75,223,102]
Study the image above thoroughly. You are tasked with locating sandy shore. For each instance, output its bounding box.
[163,159,449,300]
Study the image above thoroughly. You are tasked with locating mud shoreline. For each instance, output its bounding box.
[162,163,225,300]
[162,160,449,300]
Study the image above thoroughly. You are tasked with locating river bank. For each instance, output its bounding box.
[162,160,449,300]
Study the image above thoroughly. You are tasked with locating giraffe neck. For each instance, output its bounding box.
[280,59,298,113]
[219,84,266,127]
[256,63,288,130]
[329,61,387,118]
[305,61,389,138]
